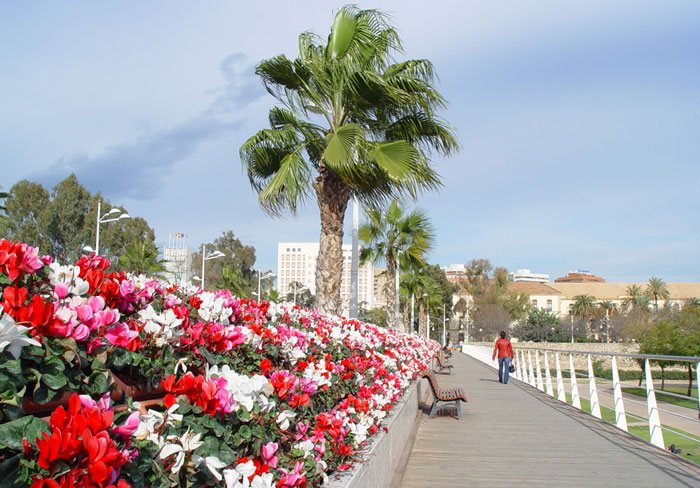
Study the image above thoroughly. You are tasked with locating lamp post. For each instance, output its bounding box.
[442,302,447,346]
[200,244,225,290]
[394,249,403,329]
[88,200,130,255]
[410,292,415,334]
[258,270,276,299]
[570,314,574,344]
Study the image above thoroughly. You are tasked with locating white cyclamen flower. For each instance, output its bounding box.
[0,313,40,358]
[276,410,297,430]
[159,429,203,474]
[192,454,228,481]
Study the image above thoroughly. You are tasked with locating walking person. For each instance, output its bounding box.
[492,331,514,384]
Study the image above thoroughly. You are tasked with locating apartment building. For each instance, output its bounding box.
[277,242,375,313]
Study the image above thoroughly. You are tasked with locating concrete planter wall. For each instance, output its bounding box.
[325,380,421,488]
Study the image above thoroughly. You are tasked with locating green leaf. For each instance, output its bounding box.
[0,454,20,487]
[368,141,418,180]
[0,416,49,450]
[328,9,357,59]
[41,372,68,390]
[322,124,363,169]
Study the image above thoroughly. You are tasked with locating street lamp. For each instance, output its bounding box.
[422,292,429,340]
[257,270,276,299]
[91,200,130,255]
[394,249,403,329]
[200,244,225,290]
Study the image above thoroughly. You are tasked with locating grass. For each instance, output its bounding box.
[622,387,698,410]
[564,394,700,466]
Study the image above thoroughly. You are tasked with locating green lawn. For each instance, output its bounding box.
[565,394,700,466]
[622,386,698,410]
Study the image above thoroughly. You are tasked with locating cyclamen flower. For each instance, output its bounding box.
[0,312,40,358]
[276,410,297,430]
[261,442,278,468]
[0,239,43,282]
[158,429,203,474]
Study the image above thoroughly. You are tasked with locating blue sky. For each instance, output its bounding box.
[1,1,698,281]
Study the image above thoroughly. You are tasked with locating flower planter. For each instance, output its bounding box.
[110,372,165,401]
[22,391,72,417]
[325,380,421,488]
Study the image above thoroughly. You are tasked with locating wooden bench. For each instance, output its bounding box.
[422,369,467,419]
[434,351,454,375]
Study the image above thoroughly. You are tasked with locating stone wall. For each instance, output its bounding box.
[326,380,420,488]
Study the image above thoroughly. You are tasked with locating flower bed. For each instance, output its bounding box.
[0,239,438,487]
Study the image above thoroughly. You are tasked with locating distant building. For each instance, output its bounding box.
[373,268,388,309]
[508,268,550,283]
[506,282,563,312]
[162,232,191,286]
[554,270,605,283]
[277,242,374,314]
[442,263,467,284]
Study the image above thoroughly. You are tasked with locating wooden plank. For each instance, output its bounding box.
[400,353,700,487]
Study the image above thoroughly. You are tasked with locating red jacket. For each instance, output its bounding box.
[492,338,514,359]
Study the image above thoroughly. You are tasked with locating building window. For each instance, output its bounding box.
[547,300,553,311]
[531,299,538,307]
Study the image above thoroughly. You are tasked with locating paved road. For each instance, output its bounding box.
[400,353,700,488]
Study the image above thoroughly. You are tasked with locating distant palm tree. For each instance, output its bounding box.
[119,241,165,276]
[240,6,458,315]
[685,297,700,308]
[646,277,670,311]
[571,294,597,338]
[623,284,647,311]
[360,200,433,328]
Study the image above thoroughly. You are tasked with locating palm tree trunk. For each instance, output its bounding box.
[314,168,350,315]
[687,364,693,397]
[418,301,427,338]
[385,255,396,328]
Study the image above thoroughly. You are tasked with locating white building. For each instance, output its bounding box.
[162,232,192,286]
[508,268,550,283]
[277,242,374,313]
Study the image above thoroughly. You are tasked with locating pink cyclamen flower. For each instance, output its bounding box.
[104,323,138,348]
[54,282,69,299]
[261,442,278,468]
[113,412,140,438]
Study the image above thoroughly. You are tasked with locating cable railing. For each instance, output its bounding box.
[462,344,700,453]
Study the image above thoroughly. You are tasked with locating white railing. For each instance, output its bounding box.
[462,344,700,452]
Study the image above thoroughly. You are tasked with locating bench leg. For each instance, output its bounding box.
[429,400,439,418]
[456,400,461,420]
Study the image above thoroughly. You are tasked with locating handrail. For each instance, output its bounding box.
[462,344,700,454]
[512,346,700,363]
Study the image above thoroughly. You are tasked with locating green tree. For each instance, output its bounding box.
[284,281,315,308]
[44,175,93,261]
[571,294,597,338]
[359,200,433,328]
[461,258,492,298]
[359,307,388,327]
[646,276,670,312]
[0,180,52,251]
[623,284,650,312]
[118,241,164,275]
[514,308,564,342]
[221,266,249,297]
[240,5,458,315]
[191,231,257,292]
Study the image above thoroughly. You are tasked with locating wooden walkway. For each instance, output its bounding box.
[400,353,700,488]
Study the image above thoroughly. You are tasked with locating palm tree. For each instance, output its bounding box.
[118,241,165,276]
[240,6,458,315]
[685,297,700,309]
[646,276,670,311]
[360,200,433,328]
[571,294,597,338]
[623,284,646,311]
[598,300,618,343]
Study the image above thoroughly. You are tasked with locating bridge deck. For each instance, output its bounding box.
[400,353,700,488]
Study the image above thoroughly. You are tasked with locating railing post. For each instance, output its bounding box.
[555,352,566,402]
[587,354,601,419]
[514,350,522,381]
[544,351,554,396]
[645,358,665,449]
[569,353,581,410]
[611,356,628,432]
[527,350,536,387]
[696,362,700,418]
[535,350,544,391]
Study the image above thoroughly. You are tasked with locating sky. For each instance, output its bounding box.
[1,1,699,282]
